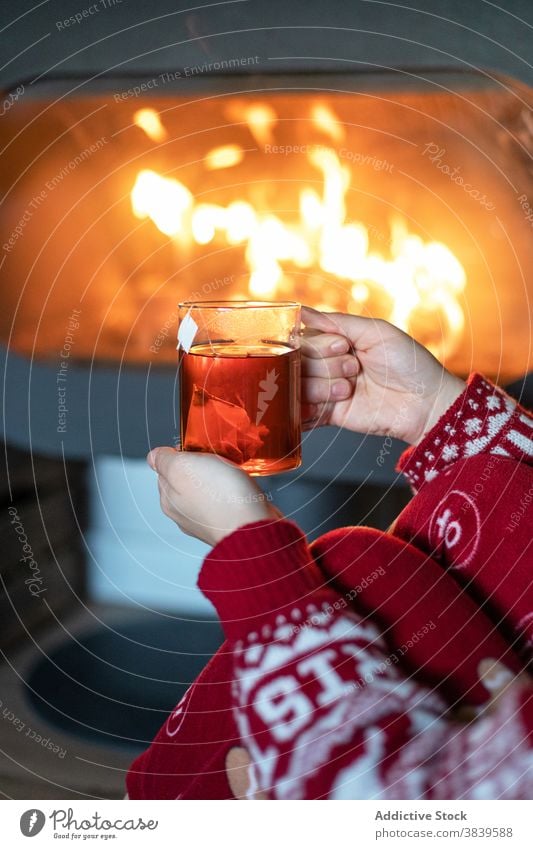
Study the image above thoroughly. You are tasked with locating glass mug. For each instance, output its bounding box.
[178,300,301,475]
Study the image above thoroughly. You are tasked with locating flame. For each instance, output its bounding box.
[130,137,466,359]
[191,203,224,244]
[225,201,257,244]
[311,103,345,142]
[131,170,192,236]
[205,144,244,170]
[133,109,167,142]
[228,102,277,145]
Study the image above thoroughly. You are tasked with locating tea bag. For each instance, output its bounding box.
[184,385,268,464]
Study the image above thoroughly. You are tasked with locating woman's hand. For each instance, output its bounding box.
[301,306,466,446]
[147,448,280,546]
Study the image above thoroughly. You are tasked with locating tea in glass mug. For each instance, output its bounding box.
[178,301,301,475]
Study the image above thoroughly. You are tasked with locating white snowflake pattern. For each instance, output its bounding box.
[486,395,502,411]
[403,376,530,497]
[276,624,298,640]
[464,417,482,436]
[442,444,459,462]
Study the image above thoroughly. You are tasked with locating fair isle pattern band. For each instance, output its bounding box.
[398,374,533,491]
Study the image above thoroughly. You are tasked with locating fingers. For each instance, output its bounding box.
[302,305,382,349]
[302,401,335,430]
[302,305,344,334]
[301,322,360,390]
[157,474,175,520]
[302,349,359,380]
[301,320,358,429]
[147,446,178,477]
[301,329,351,359]
[477,659,530,715]
[147,446,244,490]
[302,376,353,405]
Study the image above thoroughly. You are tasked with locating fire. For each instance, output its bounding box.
[131,170,192,236]
[130,137,466,359]
[311,103,345,143]
[133,109,167,142]
[227,102,277,145]
[204,144,244,170]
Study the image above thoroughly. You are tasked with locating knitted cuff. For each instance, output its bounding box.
[397,373,526,491]
[198,519,332,639]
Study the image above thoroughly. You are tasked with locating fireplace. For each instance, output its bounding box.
[1,1,532,780]
[1,68,532,465]
[2,71,532,379]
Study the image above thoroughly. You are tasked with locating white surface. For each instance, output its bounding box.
[86,456,215,615]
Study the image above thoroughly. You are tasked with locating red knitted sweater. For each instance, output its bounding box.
[127,374,533,799]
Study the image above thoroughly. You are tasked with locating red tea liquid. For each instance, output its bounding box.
[180,343,301,474]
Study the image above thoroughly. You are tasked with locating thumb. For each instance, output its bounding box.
[301,305,342,334]
[302,305,377,346]
[147,446,179,476]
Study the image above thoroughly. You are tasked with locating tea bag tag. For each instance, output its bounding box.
[177,309,198,353]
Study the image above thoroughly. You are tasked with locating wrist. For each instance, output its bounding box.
[209,503,282,546]
[199,517,326,640]
[412,373,466,446]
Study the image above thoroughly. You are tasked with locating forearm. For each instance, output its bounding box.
[199,521,435,799]
[198,519,530,799]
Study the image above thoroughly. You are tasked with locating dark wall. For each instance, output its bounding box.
[1,1,533,90]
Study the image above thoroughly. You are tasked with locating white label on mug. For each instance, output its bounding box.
[177,309,198,353]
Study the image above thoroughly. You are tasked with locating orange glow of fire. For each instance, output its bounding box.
[204,144,244,170]
[133,109,167,142]
[131,169,192,236]
[226,102,278,145]
[311,103,345,143]
[130,141,466,359]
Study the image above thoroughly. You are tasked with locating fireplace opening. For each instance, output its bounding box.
[2,72,532,382]
[1,0,532,802]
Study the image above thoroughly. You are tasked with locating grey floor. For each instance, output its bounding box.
[0,604,141,800]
